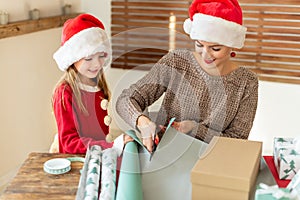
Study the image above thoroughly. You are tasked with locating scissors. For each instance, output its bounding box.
[150,117,176,160]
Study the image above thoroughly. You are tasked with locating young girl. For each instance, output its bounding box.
[52,13,128,154]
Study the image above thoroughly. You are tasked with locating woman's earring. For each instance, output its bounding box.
[230,52,236,57]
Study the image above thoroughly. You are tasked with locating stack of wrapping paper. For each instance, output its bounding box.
[273,137,300,180]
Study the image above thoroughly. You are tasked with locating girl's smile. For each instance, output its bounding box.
[74,52,108,85]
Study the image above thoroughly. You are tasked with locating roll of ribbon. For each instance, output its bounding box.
[44,158,71,175]
[43,157,85,175]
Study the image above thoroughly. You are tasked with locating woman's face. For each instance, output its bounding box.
[74,51,107,80]
[194,40,232,69]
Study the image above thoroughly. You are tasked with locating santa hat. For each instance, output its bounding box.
[53,13,111,71]
[183,0,247,49]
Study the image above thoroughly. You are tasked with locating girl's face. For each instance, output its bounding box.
[74,52,107,80]
[194,40,232,69]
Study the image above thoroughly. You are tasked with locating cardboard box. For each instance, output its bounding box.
[191,136,262,200]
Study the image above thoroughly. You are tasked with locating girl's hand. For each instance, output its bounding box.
[124,134,134,145]
[172,120,197,134]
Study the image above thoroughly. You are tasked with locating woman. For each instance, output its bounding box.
[116,0,258,152]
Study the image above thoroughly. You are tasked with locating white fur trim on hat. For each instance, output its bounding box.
[53,27,111,71]
[183,13,247,49]
[183,18,192,35]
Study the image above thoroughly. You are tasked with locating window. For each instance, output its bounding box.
[111,0,192,70]
[111,0,300,84]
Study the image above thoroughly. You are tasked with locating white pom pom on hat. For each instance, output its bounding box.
[183,18,192,35]
[53,13,111,71]
[183,0,247,49]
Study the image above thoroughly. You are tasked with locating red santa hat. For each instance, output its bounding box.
[183,0,247,49]
[53,13,111,71]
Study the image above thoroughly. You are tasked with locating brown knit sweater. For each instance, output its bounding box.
[116,49,258,143]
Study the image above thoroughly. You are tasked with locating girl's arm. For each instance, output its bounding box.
[53,86,113,154]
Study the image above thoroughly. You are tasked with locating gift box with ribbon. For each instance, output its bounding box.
[255,169,300,200]
[287,169,300,196]
[254,183,298,200]
[273,137,300,180]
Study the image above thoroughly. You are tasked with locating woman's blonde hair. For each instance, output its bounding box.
[52,65,111,115]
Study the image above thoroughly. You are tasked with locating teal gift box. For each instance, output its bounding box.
[255,169,300,200]
[255,183,298,200]
[273,137,300,180]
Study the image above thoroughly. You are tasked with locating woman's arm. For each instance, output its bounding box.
[222,76,259,139]
[191,76,259,143]
[116,52,173,128]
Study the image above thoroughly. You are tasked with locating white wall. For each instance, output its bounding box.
[0,0,82,190]
[249,81,300,155]
[1,0,300,192]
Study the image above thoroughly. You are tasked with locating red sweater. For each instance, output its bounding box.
[53,83,113,154]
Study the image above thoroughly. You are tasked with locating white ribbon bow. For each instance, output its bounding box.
[256,183,298,199]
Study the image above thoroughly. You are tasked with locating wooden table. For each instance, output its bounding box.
[0,152,85,200]
[0,153,279,200]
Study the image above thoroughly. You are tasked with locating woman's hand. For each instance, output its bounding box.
[172,120,197,134]
[137,115,156,153]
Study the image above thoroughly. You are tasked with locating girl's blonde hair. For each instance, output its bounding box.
[52,65,111,115]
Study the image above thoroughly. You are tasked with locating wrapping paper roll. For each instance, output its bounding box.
[76,145,102,200]
[99,148,118,200]
[84,145,102,200]
[116,138,143,200]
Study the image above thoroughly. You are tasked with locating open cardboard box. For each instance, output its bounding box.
[191,136,262,200]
